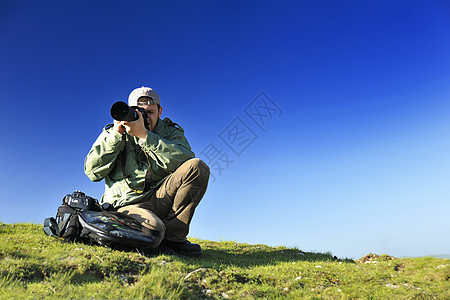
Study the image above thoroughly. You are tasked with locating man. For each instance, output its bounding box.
[84,86,210,257]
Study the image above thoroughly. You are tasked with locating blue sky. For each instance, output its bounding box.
[1,0,449,259]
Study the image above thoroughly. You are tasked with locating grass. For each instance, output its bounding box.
[0,223,449,299]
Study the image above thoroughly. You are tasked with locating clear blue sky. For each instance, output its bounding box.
[1,0,449,259]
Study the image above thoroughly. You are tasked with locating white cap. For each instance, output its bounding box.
[128,86,160,106]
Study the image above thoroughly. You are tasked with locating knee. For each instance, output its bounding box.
[138,217,166,246]
[118,206,166,234]
[149,218,166,234]
[185,158,210,181]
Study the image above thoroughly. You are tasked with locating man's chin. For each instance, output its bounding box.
[150,119,160,131]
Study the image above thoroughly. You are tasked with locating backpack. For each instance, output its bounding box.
[43,191,159,251]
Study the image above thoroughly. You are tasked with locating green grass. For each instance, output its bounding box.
[1,223,449,299]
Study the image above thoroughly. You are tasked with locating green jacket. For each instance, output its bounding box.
[84,117,195,207]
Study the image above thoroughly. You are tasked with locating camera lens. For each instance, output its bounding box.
[110,101,138,122]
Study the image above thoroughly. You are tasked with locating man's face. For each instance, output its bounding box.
[137,99,162,131]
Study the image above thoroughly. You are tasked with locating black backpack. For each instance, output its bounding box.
[43,191,160,251]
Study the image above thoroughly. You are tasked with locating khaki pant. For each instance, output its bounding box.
[117,158,210,246]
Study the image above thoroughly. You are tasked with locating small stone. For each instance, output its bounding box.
[203,289,212,295]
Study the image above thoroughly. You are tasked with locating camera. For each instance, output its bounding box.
[110,101,150,130]
[64,191,99,211]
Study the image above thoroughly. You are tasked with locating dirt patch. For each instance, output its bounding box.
[358,254,396,264]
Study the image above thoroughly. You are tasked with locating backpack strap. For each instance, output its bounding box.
[43,217,60,237]
[56,205,79,235]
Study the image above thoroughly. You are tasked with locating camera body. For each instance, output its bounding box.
[110,101,150,130]
[64,191,99,211]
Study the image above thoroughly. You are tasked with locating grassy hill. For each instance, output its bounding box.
[1,223,448,299]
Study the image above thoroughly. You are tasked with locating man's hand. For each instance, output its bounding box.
[113,120,126,135]
[114,109,148,140]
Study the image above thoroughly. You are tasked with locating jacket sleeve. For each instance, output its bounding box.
[84,125,126,182]
[140,126,195,176]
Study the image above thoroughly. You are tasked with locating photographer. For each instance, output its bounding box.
[84,86,210,257]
